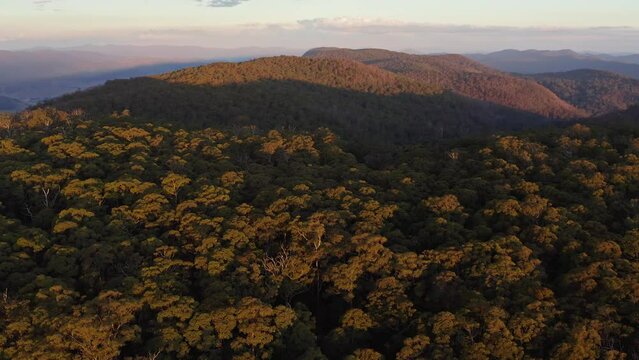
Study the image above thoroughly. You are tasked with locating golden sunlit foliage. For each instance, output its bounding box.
[0,111,638,359]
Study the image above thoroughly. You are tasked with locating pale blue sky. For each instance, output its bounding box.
[2,0,639,52]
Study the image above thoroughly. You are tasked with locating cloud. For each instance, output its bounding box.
[295,18,632,36]
[287,18,639,52]
[182,21,637,53]
[3,17,639,54]
[32,0,64,11]
[34,0,249,10]
[33,0,53,6]
[197,0,250,7]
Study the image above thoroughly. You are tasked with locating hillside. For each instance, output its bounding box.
[530,69,639,115]
[304,47,586,119]
[47,56,545,145]
[469,49,639,79]
[155,56,441,94]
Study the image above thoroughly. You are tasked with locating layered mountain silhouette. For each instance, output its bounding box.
[67,45,302,61]
[616,54,639,65]
[0,47,296,107]
[0,95,26,112]
[47,56,546,144]
[304,47,586,119]
[0,61,210,106]
[530,69,639,116]
[469,49,639,79]
[0,49,159,84]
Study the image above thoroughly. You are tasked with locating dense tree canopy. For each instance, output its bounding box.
[0,109,638,359]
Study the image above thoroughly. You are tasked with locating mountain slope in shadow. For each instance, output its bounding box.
[46,56,546,144]
[304,47,586,119]
[591,104,639,127]
[530,69,639,116]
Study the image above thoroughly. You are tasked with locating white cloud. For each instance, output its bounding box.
[32,0,54,8]
[34,0,251,9]
[2,17,639,53]
[289,18,639,52]
[197,0,250,7]
[296,18,636,36]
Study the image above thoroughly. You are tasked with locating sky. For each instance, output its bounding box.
[2,0,639,53]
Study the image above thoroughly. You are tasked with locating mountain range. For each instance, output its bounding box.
[65,45,303,61]
[42,48,639,145]
[0,49,158,84]
[5,46,639,118]
[0,61,211,106]
[0,95,26,112]
[469,49,639,79]
[304,47,586,119]
[0,46,302,109]
[46,56,545,145]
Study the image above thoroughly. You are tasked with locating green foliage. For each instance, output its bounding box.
[1,112,639,359]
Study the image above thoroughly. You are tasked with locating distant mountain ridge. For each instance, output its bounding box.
[0,49,197,106]
[304,47,586,119]
[0,46,301,107]
[0,95,26,112]
[530,69,639,116]
[0,61,211,105]
[46,56,547,144]
[66,45,304,61]
[469,49,639,79]
[0,49,159,84]
[616,54,639,65]
[7,46,639,119]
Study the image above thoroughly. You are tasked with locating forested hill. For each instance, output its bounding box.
[530,69,639,116]
[46,56,545,145]
[154,56,441,95]
[1,110,639,358]
[304,48,587,119]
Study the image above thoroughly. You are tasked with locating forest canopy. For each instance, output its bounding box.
[0,109,638,359]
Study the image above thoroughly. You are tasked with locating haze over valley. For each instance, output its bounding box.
[0,46,302,109]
